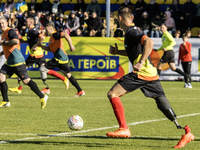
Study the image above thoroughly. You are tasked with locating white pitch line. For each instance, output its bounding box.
[61,135,200,140]
[0,112,200,144]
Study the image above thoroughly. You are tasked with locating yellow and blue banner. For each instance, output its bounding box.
[21,37,129,79]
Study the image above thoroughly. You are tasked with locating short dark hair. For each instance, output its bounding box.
[175,30,180,34]
[182,33,188,38]
[185,30,191,34]
[161,23,168,29]
[118,7,132,20]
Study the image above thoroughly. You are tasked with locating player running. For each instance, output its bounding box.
[0,16,48,109]
[8,16,69,94]
[38,23,85,97]
[106,7,194,148]
[154,23,189,85]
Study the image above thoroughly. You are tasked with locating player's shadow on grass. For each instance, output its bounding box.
[5,136,199,148]
[30,134,200,142]
[62,135,182,141]
[7,140,115,148]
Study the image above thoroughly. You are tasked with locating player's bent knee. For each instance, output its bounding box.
[22,78,31,84]
[107,91,117,99]
[40,65,48,72]
[64,73,71,79]
[0,73,6,82]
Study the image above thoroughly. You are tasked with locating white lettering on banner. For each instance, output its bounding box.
[78,58,117,70]
[129,38,200,81]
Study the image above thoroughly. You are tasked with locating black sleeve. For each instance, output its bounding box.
[52,32,62,40]
[8,29,18,40]
[127,27,144,43]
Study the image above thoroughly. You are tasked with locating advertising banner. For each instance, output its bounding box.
[1,36,200,80]
[20,37,129,79]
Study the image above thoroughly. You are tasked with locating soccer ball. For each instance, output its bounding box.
[68,115,83,130]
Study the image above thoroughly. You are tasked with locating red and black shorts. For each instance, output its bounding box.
[160,50,175,64]
[118,72,166,98]
[45,58,70,74]
[0,64,30,80]
[26,55,46,67]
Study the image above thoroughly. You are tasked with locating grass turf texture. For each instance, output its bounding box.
[0,79,200,150]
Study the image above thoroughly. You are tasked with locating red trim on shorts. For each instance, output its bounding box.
[134,72,159,81]
[30,54,44,58]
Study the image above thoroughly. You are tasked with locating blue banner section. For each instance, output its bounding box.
[68,55,119,72]
[20,43,119,72]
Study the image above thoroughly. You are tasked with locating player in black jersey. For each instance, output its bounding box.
[106,7,194,148]
[9,17,69,94]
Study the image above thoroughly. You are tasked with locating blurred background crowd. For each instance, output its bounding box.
[0,0,200,38]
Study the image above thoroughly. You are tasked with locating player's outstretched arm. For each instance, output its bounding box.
[62,31,75,52]
[109,43,127,56]
[38,43,51,52]
[0,39,19,46]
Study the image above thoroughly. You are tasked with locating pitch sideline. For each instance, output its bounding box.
[0,112,200,144]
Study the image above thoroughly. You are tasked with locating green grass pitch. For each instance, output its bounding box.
[0,79,200,150]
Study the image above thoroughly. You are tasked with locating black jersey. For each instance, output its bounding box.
[27,27,40,49]
[124,25,144,65]
[26,27,43,57]
[124,24,158,80]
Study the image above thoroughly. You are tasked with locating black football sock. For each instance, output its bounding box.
[27,80,44,98]
[68,76,82,92]
[175,68,186,77]
[17,77,22,86]
[0,81,9,102]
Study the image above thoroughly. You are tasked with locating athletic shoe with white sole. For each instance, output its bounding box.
[183,83,188,88]
[0,101,10,108]
[9,87,22,94]
[40,95,48,109]
[187,83,192,88]
[41,87,50,94]
[63,77,69,90]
